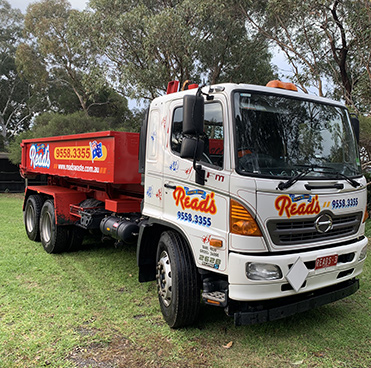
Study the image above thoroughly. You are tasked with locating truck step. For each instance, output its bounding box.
[202,291,227,307]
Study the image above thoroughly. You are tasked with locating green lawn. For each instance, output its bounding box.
[0,193,370,368]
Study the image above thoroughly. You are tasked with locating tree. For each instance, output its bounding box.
[346,0,371,114]
[20,0,108,115]
[359,115,371,170]
[87,88,142,132]
[8,111,110,164]
[194,0,276,85]
[8,101,143,165]
[0,0,32,148]
[85,0,276,100]
[239,0,370,112]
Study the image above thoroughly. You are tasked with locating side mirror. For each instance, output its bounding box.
[180,137,204,160]
[181,137,206,185]
[350,114,360,144]
[183,95,204,135]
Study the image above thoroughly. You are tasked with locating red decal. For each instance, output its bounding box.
[172,187,217,215]
[202,235,211,244]
[156,188,162,201]
[275,195,320,218]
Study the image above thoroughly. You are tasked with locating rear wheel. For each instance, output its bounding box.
[24,195,44,241]
[39,200,69,253]
[156,231,200,328]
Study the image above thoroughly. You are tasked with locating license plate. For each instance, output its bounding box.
[315,255,338,270]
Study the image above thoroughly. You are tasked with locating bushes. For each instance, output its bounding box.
[359,115,371,215]
[360,115,371,170]
[364,172,371,215]
[8,112,111,165]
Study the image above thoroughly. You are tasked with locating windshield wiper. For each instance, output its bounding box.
[333,171,360,188]
[277,166,313,190]
[277,164,361,190]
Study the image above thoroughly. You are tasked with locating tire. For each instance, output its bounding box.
[24,195,44,241]
[39,200,69,254]
[156,231,200,328]
[67,226,86,252]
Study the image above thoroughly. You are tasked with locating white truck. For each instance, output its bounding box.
[21,80,368,328]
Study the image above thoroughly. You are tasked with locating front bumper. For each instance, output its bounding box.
[229,278,359,326]
[228,237,367,301]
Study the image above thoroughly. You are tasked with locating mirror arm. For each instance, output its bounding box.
[192,136,206,185]
[197,85,214,101]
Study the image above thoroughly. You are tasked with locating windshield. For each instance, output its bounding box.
[234,92,361,179]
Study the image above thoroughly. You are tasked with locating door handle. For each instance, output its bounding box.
[164,183,177,190]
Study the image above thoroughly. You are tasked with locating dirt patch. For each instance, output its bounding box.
[66,333,210,368]
[67,336,145,368]
[1,193,24,199]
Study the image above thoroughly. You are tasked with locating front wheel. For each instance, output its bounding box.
[39,200,69,253]
[156,231,200,328]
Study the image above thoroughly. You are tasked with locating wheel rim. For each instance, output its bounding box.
[156,250,172,307]
[25,205,35,233]
[41,211,52,243]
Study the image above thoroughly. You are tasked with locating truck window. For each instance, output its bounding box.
[171,102,224,168]
[234,92,361,178]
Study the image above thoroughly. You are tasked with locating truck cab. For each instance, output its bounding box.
[138,82,368,326]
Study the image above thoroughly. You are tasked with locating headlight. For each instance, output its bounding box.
[359,245,368,262]
[246,262,283,280]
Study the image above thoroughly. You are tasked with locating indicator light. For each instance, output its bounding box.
[230,199,262,236]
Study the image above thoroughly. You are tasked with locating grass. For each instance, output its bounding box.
[0,193,370,368]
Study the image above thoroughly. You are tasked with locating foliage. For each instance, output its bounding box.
[345,0,371,114]
[8,112,109,164]
[8,104,143,165]
[3,0,370,146]
[195,0,276,85]
[86,0,276,100]
[364,172,371,215]
[15,42,85,115]
[87,88,143,132]
[360,114,371,214]
[240,0,371,113]
[0,0,32,147]
[359,115,371,170]
[32,112,111,136]
[20,0,108,114]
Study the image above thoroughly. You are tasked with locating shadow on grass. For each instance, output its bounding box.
[194,292,366,336]
[68,232,365,335]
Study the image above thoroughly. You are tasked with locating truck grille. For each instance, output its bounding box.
[267,212,362,246]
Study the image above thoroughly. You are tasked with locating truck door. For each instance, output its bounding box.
[162,98,230,274]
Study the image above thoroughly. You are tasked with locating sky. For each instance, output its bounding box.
[9,0,88,12]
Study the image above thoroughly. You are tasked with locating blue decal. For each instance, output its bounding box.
[151,131,157,142]
[147,186,153,198]
[169,160,179,172]
[184,187,207,199]
[29,144,50,169]
[289,194,312,203]
[89,141,103,162]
